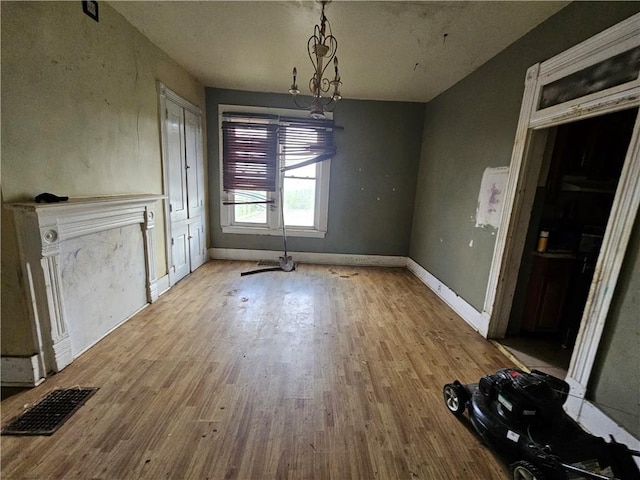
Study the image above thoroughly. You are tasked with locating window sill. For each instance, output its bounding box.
[221,226,326,238]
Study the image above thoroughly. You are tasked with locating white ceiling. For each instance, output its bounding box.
[109,1,569,103]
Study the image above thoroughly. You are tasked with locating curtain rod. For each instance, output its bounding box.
[221,112,344,130]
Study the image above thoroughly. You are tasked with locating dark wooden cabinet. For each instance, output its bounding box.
[522,253,576,333]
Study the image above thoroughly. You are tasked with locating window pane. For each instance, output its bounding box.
[283,178,315,227]
[285,162,316,179]
[233,190,267,224]
[539,46,640,109]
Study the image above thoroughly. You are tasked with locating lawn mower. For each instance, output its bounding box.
[443,368,640,480]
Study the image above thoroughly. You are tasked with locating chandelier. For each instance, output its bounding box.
[288,0,342,119]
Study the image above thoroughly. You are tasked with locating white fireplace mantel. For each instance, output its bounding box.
[5,194,164,384]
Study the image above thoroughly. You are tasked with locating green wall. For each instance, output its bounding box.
[409,1,640,311]
[207,88,425,256]
[590,216,640,439]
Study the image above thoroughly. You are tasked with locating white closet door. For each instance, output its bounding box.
[160,84,207,287]
[185,109,204,219]
[166,99,188,223]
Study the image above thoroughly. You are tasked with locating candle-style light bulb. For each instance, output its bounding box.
[289,67,300,95]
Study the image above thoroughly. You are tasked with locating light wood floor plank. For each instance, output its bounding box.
[2,261,512,479]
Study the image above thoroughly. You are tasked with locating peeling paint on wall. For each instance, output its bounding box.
[475,166,509,229]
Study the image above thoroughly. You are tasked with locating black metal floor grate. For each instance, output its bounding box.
[1,387,98,436]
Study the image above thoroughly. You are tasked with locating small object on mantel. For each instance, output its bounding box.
[34,193,69,203]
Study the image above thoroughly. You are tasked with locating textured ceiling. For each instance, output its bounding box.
[109,1,569,103]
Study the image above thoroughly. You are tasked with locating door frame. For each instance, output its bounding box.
[483,14,640,417]
[158,82,203,286]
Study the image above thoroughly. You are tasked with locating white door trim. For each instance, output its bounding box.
[159,83,201,116]
[483,13,640,417]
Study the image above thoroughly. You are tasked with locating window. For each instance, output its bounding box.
[220,106,334,238]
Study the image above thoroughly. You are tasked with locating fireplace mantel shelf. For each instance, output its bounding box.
[6,194,165,246]
[7,194,165,210]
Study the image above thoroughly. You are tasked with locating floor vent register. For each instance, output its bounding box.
[1,387,98,436]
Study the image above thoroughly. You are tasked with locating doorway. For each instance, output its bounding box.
[159,84,207,286]
[500,107,638,376]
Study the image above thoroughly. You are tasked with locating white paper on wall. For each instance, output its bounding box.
[475,166,509,229]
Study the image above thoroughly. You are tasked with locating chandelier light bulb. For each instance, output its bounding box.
[289,67,300,95]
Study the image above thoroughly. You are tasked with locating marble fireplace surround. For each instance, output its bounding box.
[4,195,164,385]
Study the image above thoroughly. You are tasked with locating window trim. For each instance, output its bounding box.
[219,104,332,238]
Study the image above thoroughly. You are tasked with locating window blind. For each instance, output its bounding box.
[221,113,336,190]
[279,117,336,173]
[222,120,278,192]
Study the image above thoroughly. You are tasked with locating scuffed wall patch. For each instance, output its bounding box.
[475,166,509,229]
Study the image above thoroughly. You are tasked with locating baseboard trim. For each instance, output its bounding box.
[209,248,407,267]
[156,274,170,296]
[578,400,640,452]
[406,258,489,336]
[564,374,640,454]
[1,355,45,387]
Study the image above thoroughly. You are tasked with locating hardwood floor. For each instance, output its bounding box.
[1,261,514,479]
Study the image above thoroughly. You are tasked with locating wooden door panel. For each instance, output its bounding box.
[171,224,190,284]
[185,110,204,219]
[166,100,188,223]
[188,220,206,271]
